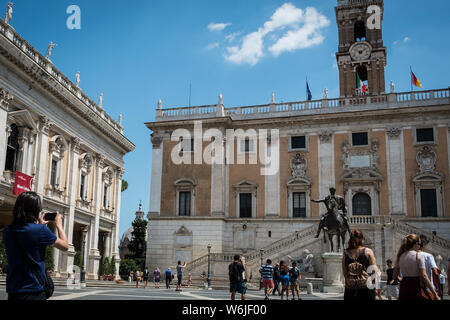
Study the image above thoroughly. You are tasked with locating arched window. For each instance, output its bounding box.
[354,21,366,42]
[352,193,371,216]
[356,65,368,95]
[5,124,19,172]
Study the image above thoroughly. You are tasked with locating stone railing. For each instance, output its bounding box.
[155,87,450,122]
[349,215,394,225]
[392,220,450,251]
[0,19,123,134]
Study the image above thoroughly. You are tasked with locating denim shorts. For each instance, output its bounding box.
[230,282,247,294]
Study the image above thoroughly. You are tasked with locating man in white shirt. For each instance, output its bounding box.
[419,235,440,294]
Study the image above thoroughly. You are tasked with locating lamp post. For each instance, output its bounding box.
[259,249,264,290]
[207,244,211,289]
[80,226,88,287]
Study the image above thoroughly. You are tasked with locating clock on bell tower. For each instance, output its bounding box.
[335,0,387,97]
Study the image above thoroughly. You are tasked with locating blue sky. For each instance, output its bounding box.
[6,0,450,246]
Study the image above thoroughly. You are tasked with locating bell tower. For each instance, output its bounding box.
[335,0,387,97]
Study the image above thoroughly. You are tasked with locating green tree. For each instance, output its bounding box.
[119,258,137,277]
[127,218,147,261]
[0,235,7,272]
[121,180,128,192]
[45,247,54,271]
[110,257,117,276]
[99,256,110,276]
[74,251,82,270]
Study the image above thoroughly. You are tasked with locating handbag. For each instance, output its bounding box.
[12,227,54,299]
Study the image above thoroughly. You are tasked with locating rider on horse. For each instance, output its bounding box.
[311,187,351,238]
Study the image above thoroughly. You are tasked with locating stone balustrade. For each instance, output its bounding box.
[155,87,449,122]
[0,19,123,134]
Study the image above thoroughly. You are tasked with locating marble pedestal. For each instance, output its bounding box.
[321,252,344,293]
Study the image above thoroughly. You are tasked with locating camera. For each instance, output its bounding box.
[44,212,57,221]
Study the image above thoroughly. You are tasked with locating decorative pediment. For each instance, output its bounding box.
[8,110,39,132]
[412,171,443,183]
[286,176,312,186]
[49,135,68,155]
[233,180,258,188]
[102,167,114,184]
[174,178,196,186]
[79,153,94,171]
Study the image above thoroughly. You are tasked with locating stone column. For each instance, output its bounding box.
[318,131,335,199]
[0,88,13,180]
[112,167,124,278]
[88,154,104,279]
[17,127,30,174]
[385,128,406,216]
[321,252,344,293]
[104,231,111,259]
[265,133,280,217]
[36,116,53,195]
[148,134,163,217]
[211,134,225,216]
[61,137,81,277]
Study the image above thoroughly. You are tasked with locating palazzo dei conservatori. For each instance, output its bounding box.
[145,0,450,283]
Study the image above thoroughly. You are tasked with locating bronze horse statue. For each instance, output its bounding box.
[322,197,348,252]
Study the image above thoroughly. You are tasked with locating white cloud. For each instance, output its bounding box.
[223,3,329,66]
[208,22,231,32]
[393,40,399,45]
[225,31,265,66]
[205,42,220,50]
[403,37,411,43]
[269,8,330,56]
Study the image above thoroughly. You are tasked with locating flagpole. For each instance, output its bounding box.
[410,66,413,92]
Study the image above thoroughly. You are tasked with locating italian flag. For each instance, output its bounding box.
[357,73,368,93]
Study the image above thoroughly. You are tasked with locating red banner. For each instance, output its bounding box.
[13,171,33,195]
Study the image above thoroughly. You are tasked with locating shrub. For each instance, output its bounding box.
[74,251,82,270]
[110,257,117,276]
[45,246,54,271]
[119,258,137,277]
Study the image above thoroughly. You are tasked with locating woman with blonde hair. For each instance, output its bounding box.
[393,234,440,300]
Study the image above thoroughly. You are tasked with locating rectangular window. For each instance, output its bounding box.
[179,191,191,216]
[291,136,306,150]
[293,192,306,218]
[80,174,86,199]
[352,132,368,146]
[180,138,194,152]
[420,189,438,217]
[240,139,255,153]
[103,184,109,208]
[239,193,252,218]
[50,159,58,187]
[416,128,434,143]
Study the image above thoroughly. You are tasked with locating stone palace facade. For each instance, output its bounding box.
[146,0,450,279]
[0,17,135,279]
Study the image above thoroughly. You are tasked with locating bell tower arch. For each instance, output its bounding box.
[335,0,387,97]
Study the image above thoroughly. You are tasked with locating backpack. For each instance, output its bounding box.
[165,269,172,277]
[345,250,370,290]
[229,262,242,283]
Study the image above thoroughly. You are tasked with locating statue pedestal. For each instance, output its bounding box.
[321,252,344,293]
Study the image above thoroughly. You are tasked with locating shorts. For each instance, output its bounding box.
[155,278,160,283]
[386,284,399,298]
[290,280,299,289]
[177,275,182,285]
[136,277,141,282]
[230,282,247,294]
[281,275,290,286]
[143,276,148,281]
[262,279,274,289]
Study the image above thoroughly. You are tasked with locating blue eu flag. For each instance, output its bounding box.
[306,81,312,101]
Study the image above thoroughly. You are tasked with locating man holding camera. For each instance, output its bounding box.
[229,254,247,300]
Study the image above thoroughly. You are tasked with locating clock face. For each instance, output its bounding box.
[350,42,371,61]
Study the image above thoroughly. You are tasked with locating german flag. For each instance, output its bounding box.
[411,68,423,88]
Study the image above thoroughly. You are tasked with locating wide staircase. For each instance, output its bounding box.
[185,216,450,288]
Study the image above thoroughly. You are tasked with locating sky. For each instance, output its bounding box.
[5,0,450,247]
